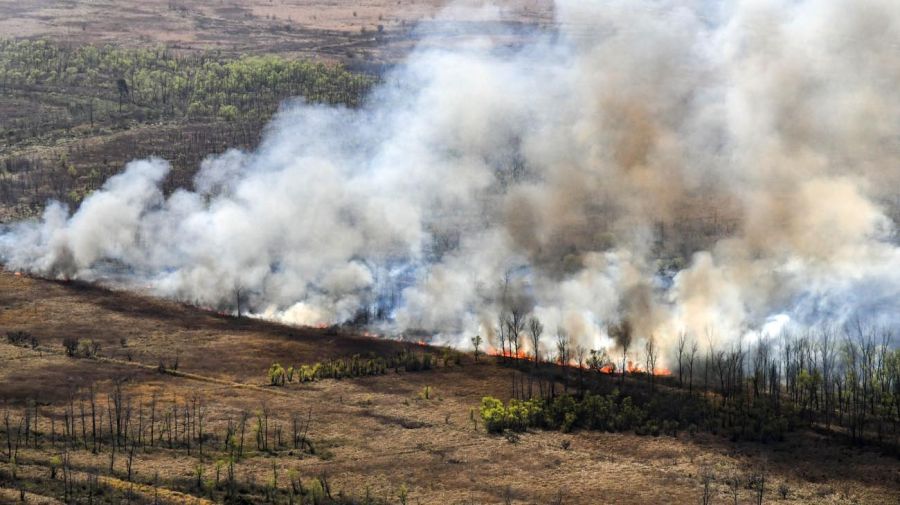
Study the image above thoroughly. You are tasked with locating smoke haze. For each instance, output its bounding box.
[2,0,899,363]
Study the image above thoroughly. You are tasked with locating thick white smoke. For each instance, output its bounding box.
[2,0,899,362]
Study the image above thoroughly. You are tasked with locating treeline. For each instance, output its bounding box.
[718,324,900,446]
[485,310,900,450]
[0,39,375,140]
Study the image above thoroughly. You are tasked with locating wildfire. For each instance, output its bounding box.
[487,348,530,360]
[488,349,671,376]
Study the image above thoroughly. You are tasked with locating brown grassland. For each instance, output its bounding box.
[0,270,898,504]
[0,1,899,503]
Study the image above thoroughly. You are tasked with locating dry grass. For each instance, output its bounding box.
[0,271,898,503]
[0,0,554,63]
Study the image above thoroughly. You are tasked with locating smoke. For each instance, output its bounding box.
[2,0,900,364]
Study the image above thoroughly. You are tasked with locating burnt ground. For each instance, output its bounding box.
[0,270,898,504]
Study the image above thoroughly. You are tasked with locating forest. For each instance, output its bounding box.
[479,318,900,451]
[0,39,375,219]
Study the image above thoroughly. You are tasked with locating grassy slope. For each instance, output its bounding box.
[0,271,897,504]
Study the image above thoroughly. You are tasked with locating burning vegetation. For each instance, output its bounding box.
[1,0,900,502]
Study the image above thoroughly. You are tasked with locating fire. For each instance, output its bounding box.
[487,347,530,360]
[624,360,672,376]
[488,349,672,376]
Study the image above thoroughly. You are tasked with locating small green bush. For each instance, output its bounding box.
[268,363,286,386]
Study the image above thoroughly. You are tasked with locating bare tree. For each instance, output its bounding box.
[497,311,508,358]
[556,327,570,393]
[528,316,544,363]
[526,316,544,400]
[700,466,714,505]
[688,338,698,394]
[575,345,587,394]
[609,321,633,387]
[677,332,687,387]
[645,335,659,391]
[506,306,527,359]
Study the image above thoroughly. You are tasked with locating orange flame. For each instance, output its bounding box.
[487,347,530,360]
[488,349,671,376]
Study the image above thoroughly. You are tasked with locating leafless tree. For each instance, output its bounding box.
[687,338,698,394]
[556,327,570,393]
[677,332,687,387]
[528,316,544,363]
[575,345,587,393]
[609,321,633,387]
[645,335,659,391]
[700,466,714,505]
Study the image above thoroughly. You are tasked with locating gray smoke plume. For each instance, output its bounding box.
[2,0,899,364]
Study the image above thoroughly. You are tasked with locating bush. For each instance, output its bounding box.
[286,351,437,384]
[62,337,79,357]
[778,482,790,499]
[218,104,238,121]
[78,339,101,358]
[480,396,544,433]
[480,391,672,436]
[268,363,286,386]
[480,397,507,434]
[6,331,35,347]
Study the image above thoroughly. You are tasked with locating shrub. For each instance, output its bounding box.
[78,339,101,358]
[6,331,35,347]
[286,351,437,384]
[480,396,544,433]
[268,363,286,386]
[218,104,238,121]
[480,397,507,434]
[778,482,790,499]
[62,337,79,356]
[306,478,325,503]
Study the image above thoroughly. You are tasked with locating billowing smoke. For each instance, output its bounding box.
[2,0,900,363]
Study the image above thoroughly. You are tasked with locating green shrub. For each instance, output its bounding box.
[268,363,286,386]
[480,397,507,434]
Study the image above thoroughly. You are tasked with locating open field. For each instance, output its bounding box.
[0,1,553,61]
[0,270,898,504]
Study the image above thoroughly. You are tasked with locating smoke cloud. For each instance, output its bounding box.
[2,0,899,363]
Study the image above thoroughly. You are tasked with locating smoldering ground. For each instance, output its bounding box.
[2,0,899,362]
